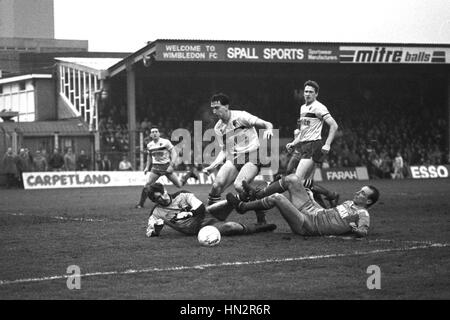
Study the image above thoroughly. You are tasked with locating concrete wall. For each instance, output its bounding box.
[35,79,56,120]
[0,0,54,38]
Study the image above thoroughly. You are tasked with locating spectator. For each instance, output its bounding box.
[140,117,150,131]
[64,147,77,171]
[24,148,34,171]
[33,150,48,172]
[2,147,18,188]
[118,155,133,171]
[49,148,65,171]
[76,150,91,171]
[15,148,29,188]
[97,154,112,171]
[392,151,404,179]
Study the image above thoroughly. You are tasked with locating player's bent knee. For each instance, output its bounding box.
[285,174,300,185]
[270,193,287,203]
[233,182,244,194]
[211,182,224,193]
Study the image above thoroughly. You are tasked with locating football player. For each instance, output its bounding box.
[202,93,274,225]
[145,183,277,237]
[135,127,182,208]
[286,80,339,206]
[226,174,379,237]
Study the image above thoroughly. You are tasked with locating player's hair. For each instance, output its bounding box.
[304,80,320,94]
[150,126,159,132]
[366,185,380,207]
[146,182,165,201]
[210,93,230,106]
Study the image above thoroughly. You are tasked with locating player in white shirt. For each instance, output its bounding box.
[145,183,277,237]
[202,93,274,225]
[227,174,379,238]
[286,81,338,179]
[135,127,182,208]
[284,80,339,206]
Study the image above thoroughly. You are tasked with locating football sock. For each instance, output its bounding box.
[239,223,257,235]
[208,193,222,205]
[138,188,147,206]
[207,200,233,221]
[220,223,249,236]
[255,210,267,224]
[240,223,277,234]
[303,179,313,189]
[255,177,288,199]
[240,197,274,212]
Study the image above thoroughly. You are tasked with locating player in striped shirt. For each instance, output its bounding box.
[145,183,277,237]
[135,127,182,208]
[226,174,379,237]
[202,93,274,225]
[285,80,340,206]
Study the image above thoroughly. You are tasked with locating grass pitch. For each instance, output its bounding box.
[0,179,449,299]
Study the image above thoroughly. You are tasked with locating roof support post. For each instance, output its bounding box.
[126,64,137,168]
[447,74,450,164]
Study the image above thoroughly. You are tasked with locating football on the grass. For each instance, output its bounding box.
[197,226,221,247]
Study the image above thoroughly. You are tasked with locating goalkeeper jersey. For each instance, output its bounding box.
[149,191,204,235]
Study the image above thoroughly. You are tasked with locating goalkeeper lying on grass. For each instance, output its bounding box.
[145,183,276,237]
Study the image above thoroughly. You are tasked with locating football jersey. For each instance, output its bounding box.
[147,138,174,164]
[298,100,331,142]
[214,110,260,157]
[150,191,204,235]
[315,200,370,236]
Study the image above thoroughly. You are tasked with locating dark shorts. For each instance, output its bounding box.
[299,140,326,163]
[151,163,171,175]
[232,149,262,172]
[200,213,222,229]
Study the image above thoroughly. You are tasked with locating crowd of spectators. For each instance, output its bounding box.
[92,78,449,180]
[0,146,128,188]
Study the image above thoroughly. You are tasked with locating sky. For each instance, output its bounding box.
[54,0,450,53]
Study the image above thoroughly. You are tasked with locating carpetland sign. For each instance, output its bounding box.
[408,165,450,179]
[22,171,216,189]
[22,170,274,189]
[340,46,449,64]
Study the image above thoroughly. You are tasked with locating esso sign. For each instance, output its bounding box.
[410,166,449,179]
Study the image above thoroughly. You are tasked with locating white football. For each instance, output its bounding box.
[197,225,221,247]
